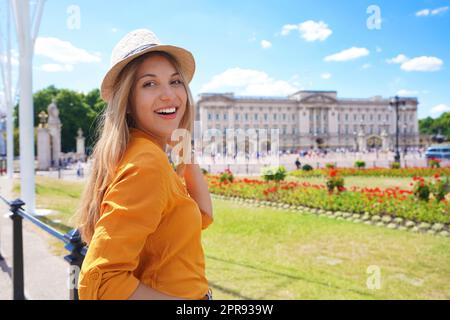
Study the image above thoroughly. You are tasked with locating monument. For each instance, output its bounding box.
[37,99,62,170]
[76,128,86,161]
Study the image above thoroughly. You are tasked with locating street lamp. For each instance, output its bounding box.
[389,96,406,164]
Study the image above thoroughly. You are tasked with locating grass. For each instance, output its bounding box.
[14,176,450,299]
[241,175,414,190]
[204,199,450,299]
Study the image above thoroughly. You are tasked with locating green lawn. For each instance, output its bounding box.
[14,176,450,299]
[204,199,450,299]
[248,175,414,190]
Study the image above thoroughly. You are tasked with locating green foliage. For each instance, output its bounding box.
[325,163,336,169]
[326,169,345,193]
[14,86,104,154]
[390,162,401,169]
[412,178,430,201]
[219,169,234,183]
[419,112,450,139]
[290,167,450,178]
[429,158,441,168]
[430,175,450,202]
[354,160,366,168]
[302,164,313,171]
[261,166,287,182]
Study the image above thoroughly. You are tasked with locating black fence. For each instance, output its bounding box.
[0,195,87,300]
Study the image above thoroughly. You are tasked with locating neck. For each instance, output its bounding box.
[132,126,167,151]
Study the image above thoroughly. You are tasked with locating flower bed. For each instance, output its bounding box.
[289,166,450,178]
[207,175,450,225]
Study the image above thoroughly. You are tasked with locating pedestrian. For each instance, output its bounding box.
[295,157,301,170]
[75,29,213,300]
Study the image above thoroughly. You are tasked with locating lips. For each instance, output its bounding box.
[154,106,179,120]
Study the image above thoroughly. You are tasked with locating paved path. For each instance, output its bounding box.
[0,177,70,300]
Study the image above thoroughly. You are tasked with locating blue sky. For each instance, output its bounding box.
[1,0,449,119]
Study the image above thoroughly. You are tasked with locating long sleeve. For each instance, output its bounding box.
[200,210,213,230]
[78,157,168,300]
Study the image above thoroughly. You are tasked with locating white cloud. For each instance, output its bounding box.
[361,63,372,69]
[324,47,369,62]
[376,46,382,53]
[111,28,119,33]
[40,64,74,72]
[416,6,448,16]
[387,54,409,64]
[430,104,450,117]
[321,73,332,80]
[200,67,299,96]
[396,89,418,96]
[298,20,332,42]
[416,9,430,16]
[280,21,332,41]
[387,54,443,72]
[281,24,298,36]
[401,56,443,72]
[260,40,272,49]
[35,37,101,64]
[431,6,449,15]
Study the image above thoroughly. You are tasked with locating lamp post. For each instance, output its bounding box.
[389,96,406,164]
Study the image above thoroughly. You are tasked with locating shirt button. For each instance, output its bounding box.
[90,272,100,281]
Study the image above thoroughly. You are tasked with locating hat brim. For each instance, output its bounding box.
[100,44,195,102]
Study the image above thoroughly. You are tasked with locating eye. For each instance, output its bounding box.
[171,79,184,85]
[143,81,156,88]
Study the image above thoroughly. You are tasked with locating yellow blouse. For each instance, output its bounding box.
[78,127,213,300]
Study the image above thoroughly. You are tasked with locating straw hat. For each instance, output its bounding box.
[100,29,195,101]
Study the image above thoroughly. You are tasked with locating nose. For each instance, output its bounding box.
[159,84,177,102]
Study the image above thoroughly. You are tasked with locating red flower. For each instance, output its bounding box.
[329,169,338,177]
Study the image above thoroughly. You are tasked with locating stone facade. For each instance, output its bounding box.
[196,90,419,151]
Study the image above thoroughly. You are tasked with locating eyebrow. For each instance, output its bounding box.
[137,72,180,81]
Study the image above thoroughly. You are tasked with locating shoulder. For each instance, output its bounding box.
[120,131,170,170]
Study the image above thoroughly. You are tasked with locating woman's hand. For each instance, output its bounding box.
[183,162,213,220]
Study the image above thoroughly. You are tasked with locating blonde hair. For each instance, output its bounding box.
[75,51,195,244]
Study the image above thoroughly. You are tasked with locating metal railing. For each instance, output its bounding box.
[0,195,87,300]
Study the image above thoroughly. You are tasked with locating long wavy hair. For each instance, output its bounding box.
[75,51,195,244]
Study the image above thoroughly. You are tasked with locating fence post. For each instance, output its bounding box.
[9,198,26,300]
[64,229,85,300]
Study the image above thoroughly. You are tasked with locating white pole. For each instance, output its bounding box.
[31,0,45,46]
[6,0,14,179]
[14,0,35,212]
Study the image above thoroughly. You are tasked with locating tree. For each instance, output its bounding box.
[13,85,104,155]
[419,112,450,140]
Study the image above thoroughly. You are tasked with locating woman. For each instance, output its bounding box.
[76,29,213,300]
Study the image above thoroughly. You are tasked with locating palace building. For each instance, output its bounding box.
[196,90,420,152]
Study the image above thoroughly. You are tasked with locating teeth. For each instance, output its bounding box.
[156,107,176,114]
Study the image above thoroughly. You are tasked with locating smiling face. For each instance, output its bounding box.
[130,53,188,146]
